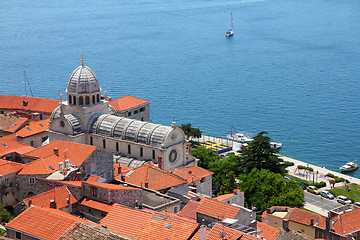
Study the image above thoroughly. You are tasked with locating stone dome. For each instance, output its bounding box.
[66,65,101,94]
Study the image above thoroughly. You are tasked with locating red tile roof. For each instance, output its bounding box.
[22,185,77,209]
[257,221,279,240]
[0,159,24,176]
[0,134,35,157]
[19,141,97,175]
[100,204,199,240]
[15,119,49,138]
[206,223,259,240]
[84,174,101,182]
[196,197,241,220]
[109,95,148,111]
[118,164,186,191]
[0,115,28,133]
[113,163,132,177]
[85,181,138,190]
[285,208,326,228]
[179,200,201,220]
[0,95,60,114]
[170,165,214,182]
[79,198,114,213]
[5,206,91,240]
[317,208,360,235]
[214,189,242,202]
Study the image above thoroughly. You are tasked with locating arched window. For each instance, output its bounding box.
[90,136,93,145]
[92,95,96,104]
[103,139,106,149]
[85,96,90,105]
[140,147,143,157]
[97,94,100,103]
[69,95,72,104]
[116,142,119,152]
[73,96,77,105]
[152,150,155,160]
[79,96,84,105]
[128,145,131,154]
[40,113,43,120]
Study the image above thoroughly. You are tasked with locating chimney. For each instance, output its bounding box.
[135,200,139,209]
[76,172,81,181]
[282,219,289,232]
[121,175,125,181]
[266,208,271,214]
[188,170,192,174]
[158,156,163,169]
[50,199,57,209]
[118,165,121,175]
[32,112,40,121]
[310,218,314,226]
[145,181,149,188]
[65,159,70,169]
[59,162,64,174]
[200,219,206,240]
[54,148,59,156]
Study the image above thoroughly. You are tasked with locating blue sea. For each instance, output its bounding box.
[1,0,360,176]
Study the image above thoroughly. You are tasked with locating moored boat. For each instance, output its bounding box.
[340,161,359,172]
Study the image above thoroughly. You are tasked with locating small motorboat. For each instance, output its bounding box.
[340,161,359,172]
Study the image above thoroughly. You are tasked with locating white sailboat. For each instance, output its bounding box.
[225,11,234,37]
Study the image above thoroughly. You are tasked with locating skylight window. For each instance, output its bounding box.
[40,124,43,127]
[49,166,55,170]
[126,170,134,177]
[27,127,31,131]
[12,123,17,126]
[166,224,172,229]
[2,143,8,147]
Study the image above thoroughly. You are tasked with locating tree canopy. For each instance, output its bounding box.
[240,131,285,174]
[179,123,202,140]
[238,168,304,212]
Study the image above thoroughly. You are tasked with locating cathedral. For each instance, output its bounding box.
[48,58,195,170]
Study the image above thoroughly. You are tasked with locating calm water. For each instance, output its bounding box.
[1,0,360,176]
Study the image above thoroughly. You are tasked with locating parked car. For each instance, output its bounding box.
[337,195,352,205]
[297,181,307,190]
[307,186,320,195]
[354,202,360,207]
[284,176,293,181]
[320,190,335,199]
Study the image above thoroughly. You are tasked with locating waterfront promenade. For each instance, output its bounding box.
[200,135,360,187]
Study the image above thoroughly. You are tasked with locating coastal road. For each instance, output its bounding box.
[304,191,341,212]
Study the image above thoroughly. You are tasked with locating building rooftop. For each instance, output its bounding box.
[100,204,199,240]
[284,207,325,228]
[169,165,214,182]
[118,164,186,191]
[0,95,60,114]
[85,181,138,190]
[214,189,242,202]
[0,159,24,176]
[318,207,360,235]
[5,206,91,240]
[0,134,35,157]
[21,185,77,209]
[79,198,114,213]
[15,118,49,138]
[197,197,241,220]
[192,223,259,240]
[109,95,149,111]
[179,200,201,220]
[0,115,28,133]
[257,221,279,240]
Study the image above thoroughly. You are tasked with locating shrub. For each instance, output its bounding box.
[326,173,335,178]
[283,161,295,167]
[306,167,314,172]
[313,181,326,188]
[297,165,306,170]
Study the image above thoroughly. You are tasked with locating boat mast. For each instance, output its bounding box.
[231,11,234,31]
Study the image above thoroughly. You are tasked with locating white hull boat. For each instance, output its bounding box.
[340,161,358,172]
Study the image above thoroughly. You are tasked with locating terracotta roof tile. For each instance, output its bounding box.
[16,118,49,138]
[85,181,138,190]
[0,159,24,176]
[170,165,214,182]
[117,164,186,191]
[196,197,240,220]
[179,200,201,220]
[257,221,279,240]
[100,204,199,240]
[319,208,360,235]
[0,134,35,157]
[5,206,91,240]
[109,95,148,111]
[22,186,77,209]
[285,208,326,228]
[79,198,114,213]
[0,95,60,114]
[19,141,97,175]
[214,189,242,202]
[206,223,259,240]
[113,163,132,177]
[85,174,101,182]
[0,115,28,133]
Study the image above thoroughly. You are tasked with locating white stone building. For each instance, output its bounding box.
[48,60,195,170]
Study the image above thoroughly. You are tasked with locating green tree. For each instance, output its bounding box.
[192,146,219,170]
[179,123,202,140]
[240,131,285,174]
[0,204,14,223]
[238,168,304,212]
[218,171,237,196]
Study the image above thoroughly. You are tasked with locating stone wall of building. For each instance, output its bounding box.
[82,148,114,182]
[17,132,48,148]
